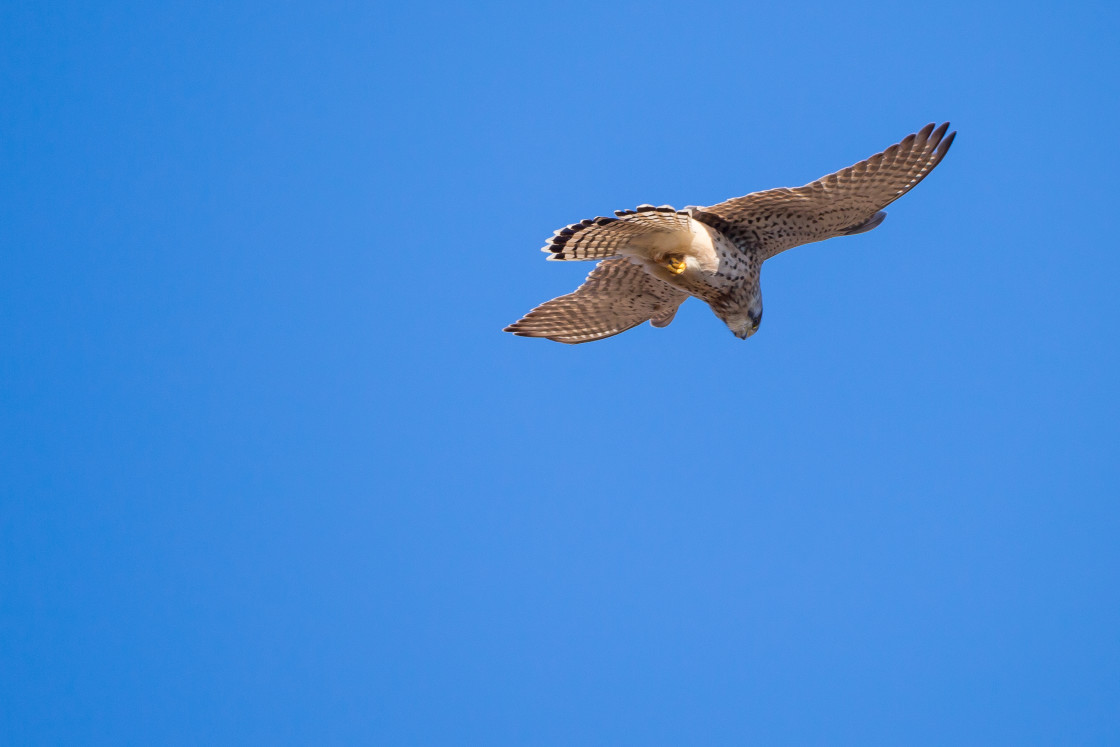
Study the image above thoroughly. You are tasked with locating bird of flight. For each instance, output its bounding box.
[505,122,955,343]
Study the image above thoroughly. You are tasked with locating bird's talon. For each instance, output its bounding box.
[664,255,687,274]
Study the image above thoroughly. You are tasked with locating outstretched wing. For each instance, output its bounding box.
[504,257,688,344]
[543,205,693,261]
[696,122,956,260]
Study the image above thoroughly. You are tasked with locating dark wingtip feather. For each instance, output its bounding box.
[936,129,957,157]
[931,121,950,141]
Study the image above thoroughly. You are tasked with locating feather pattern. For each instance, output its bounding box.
[695,122,955,260]
[504,257,688,343]
[544,205,693,261]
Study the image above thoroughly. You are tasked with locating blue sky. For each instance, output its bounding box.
[2,1,1118,743]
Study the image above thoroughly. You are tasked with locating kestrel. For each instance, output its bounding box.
[505,122,955,343]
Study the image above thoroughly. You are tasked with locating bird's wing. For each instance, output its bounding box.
[695,122,956,260]
[505,257,688,344]
[543,205,694,261]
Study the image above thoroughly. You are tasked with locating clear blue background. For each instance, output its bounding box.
[3,1,1118,743]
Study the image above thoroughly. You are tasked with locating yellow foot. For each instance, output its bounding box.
[663,254,687,275]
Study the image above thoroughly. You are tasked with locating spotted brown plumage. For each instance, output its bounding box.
[504,258,688,344]
[506,123,956,343]
[696,122,955,260]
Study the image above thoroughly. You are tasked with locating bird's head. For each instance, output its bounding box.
[714,288,764,340]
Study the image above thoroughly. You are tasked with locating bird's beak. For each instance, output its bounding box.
[734,324,758,340]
